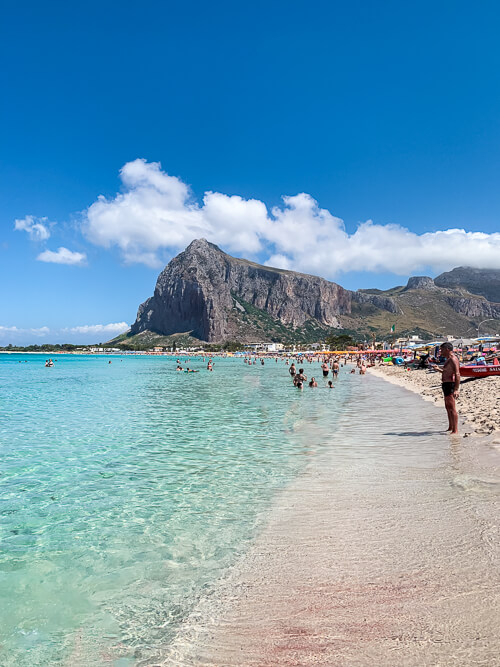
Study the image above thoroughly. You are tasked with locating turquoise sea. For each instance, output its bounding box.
[0,354,345,665]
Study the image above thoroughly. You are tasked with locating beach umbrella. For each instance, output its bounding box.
[453,338,476,346]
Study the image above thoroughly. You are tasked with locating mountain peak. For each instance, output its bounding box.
[405,276,436,290]
[435,266,500,303]
[130,241,350,341]
[184,238,223,254]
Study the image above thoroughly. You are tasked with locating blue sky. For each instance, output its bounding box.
[1,1,500,344]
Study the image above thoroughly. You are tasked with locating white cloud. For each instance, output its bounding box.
[85,159,208,266]
[0,325,50,336]
[62,322,129,335]
[37,247,87,265]
[14,215,51,241]
[0,322,129,345]
[84,159,268,265]
[264,254,294,271]
[76,158,500,276]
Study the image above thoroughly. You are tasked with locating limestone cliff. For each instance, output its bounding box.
[130,239,351,342]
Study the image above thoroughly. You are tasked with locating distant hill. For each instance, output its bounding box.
[434,267,500,303]
[109,240,500,348]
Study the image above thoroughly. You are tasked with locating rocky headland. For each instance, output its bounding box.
[111,240,500,346]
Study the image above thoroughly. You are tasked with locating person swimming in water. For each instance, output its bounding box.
[321,362,329,378]
[309,377,318,387]
[297,368,307,383]
[328,380,334,388]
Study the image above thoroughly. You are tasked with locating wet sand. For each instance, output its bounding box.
[369,364,500,437]
[160,374,500,666]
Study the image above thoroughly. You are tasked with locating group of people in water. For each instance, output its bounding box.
[175,358,214,373]
[241,352,372,390]
[284,355,367,389]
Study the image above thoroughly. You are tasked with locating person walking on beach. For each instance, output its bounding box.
[431,342,460,434]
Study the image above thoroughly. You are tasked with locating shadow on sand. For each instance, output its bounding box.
[383,430,445,437]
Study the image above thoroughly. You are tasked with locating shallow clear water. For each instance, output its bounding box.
[3,356,499,666]
[164,374,500,667]
[0,354,343,665]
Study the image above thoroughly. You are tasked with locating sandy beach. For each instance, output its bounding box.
[368,364,500,437]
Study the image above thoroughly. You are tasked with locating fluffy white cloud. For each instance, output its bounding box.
[85,160,207,267]
[14,215,51,241]
[62,322,129,335]
[37,247,87,265]
[265,197,500,276]
[78,159,500,276]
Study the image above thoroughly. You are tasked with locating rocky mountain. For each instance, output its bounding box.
[434,267,500,303]
[342,275,500,341]
[130,239,351,342]
[112,240,500,347]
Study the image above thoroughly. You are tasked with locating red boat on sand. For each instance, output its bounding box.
[459,364,500,378]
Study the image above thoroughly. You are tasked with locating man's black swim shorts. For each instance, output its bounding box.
[442,382,454,397]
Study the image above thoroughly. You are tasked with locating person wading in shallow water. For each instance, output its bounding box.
[431,342,461,434]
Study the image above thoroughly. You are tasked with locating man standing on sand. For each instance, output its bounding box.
[432,342,461,434]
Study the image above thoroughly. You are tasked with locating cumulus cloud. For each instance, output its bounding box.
[84,159,268,266]
[14,161,500,277]
[265,196,500,276]
[14,215,51,241]
[37,247,87,265]
[81,160,500,277]
[62,322,129,335]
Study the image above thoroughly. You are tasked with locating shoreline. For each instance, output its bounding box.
[161,373,500,666]
[367,364,500,444]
